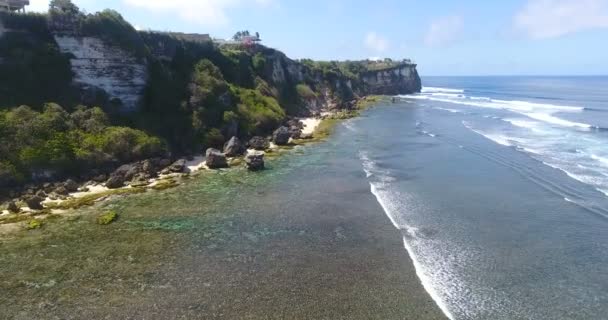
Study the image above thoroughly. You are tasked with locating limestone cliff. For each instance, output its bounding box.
[54,35,147,111]
[260,49,421,115]
[360,64,421,95]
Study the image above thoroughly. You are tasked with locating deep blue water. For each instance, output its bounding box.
[346,76,608,319]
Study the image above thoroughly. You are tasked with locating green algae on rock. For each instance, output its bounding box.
[96,211,118,225]
[25,219,43,230]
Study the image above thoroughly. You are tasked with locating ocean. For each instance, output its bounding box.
[350,76,608,319]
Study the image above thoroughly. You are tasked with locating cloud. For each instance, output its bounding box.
[364,32,389,53]
[27,0,51,12]
[514,0,608,39]
[424,15,464,47]
[122,0,274,26]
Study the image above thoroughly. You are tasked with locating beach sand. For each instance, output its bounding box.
[301,117,321,135]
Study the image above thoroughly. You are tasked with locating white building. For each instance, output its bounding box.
[0,0,29,12]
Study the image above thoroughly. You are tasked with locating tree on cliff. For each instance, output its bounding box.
[49,0,80,15]
[48,0,84,32]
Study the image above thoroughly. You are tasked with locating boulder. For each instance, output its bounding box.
[205,149,228,169]
[289,126,302,139]
[92,174,107,183]
[25,196,44,210]
[249,136,270,151]
[113,164,135,177]
[286,119,304,129]
[54,186,69,196]
[169,159,187,173]
[245,151,265,171]
[64,179,79,192]
[142,160,156,175]
[42,183,53,193]
[6,201,19,213]
[223,137,245,157]
[35,190,47,198]
[105,175,125,189]
[124,165,142,181]
[273,126,291,145]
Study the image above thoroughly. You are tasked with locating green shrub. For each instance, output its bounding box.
[0,104,166,189]
[252,52,266,74]
[0,161,23,188]
[80,10,148,58]
[80,127,165,163]
[296,84,317,100]
[0,13,74,108]
[232,87,285,136]
[203,128,225,149]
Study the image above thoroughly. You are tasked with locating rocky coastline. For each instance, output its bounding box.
[0,96,391,233]
[0,103,364,232]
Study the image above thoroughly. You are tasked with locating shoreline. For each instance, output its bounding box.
[0,97,448,319]
[0,116,325,233]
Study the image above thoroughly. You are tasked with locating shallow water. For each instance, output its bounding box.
[0,132,445,319]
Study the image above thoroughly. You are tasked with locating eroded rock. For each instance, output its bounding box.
[273,126,291,145]
[245,151,265,171]
[205,149,228,169]
[223,136,245,157]
[249,136,270,151]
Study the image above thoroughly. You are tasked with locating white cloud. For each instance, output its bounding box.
[514,0,608,39]
[424,15,464,47]
[27,0,50,12]
[364,32,389,53]
[122,0,273,26]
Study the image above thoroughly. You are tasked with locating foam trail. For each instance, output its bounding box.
[368,182,456,320]
[422,87,464,94]
[400,87,591,130]
[359,150,455,320]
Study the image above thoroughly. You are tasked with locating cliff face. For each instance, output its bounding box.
[54,35,147,111]
[261,50,421,114]
[360,64,421,95]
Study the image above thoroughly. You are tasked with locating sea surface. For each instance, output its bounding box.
[353,76,608,319]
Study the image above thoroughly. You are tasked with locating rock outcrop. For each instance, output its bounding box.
[245,151,265,171]
[206,149,228,169]
[249,136,270,151]
[273,126,291,145]
[223,137,245,157]
[25,196,44,210]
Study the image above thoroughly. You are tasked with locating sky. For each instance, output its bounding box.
[27,0,608,76]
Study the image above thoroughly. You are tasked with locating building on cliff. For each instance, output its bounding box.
[0,0,29,12]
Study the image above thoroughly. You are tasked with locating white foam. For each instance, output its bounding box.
[367,182,456,320]
[403,89,590,130]
[591,154,608,167]
[525,112,590,129]
[421,130,437,138]
[462,121,512,147]
[421,87,464,94]
[597,188,608,197]
[503,118,540,130]
[435,107,461,113]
